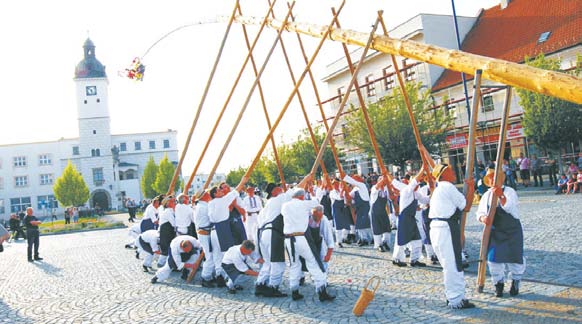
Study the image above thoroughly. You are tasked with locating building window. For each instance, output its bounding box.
[10,197,31,213]
[446,102,458,119]
[481,95,495,112]
[91,149,101,157]
[39,154,52,166]
[365,74,376,97]
[163,139,170,149]
[402,59,416,82]
[0,199,4,214]
[337,86,345,103]
[125,169,136,180]
[84,100,87,104]
[15,176,28,187]
[96,98,101,103]
[73,146,80,155]
[37,195,58,210]
[13,156,27,167]
[538,31,551,44]
[135,141,141,151]
[149,140,156,149]
[120,143,127,152]
[40,174,54,185]
[93,130,97,134]
[93,168,104,186]
[382,66,394,91]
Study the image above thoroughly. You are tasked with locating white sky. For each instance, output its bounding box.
[0,0,499,175]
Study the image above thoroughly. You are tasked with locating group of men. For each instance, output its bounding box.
[126,148,525,309]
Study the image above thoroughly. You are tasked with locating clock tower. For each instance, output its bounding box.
[73,38,116,209]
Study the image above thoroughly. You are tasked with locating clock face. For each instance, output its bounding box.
[86,86,97,96]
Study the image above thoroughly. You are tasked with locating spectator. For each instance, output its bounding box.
[72,207,79,223]
[64,207,71,224]
[567,162,578,176]
[555,175,568,194]
[508,156,518,185]
[9,214,26,242]
[24,207,43,262]
[503,159,516,189]
[566,174,577,195]
[531,154,543,187]
[517,153,530,187]
[0,223,9,253]
[547,154,558,186]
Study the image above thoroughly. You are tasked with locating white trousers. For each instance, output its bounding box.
[414,211,434,258]
[157,255,168,267]
[373,233,392,248]
[390,213,397,228]
[198,233,215,281]
[256,230,286,287]
[210,230,225,277]
[155,253,199,282]
[393,239,421,262]
[489,257,526,284]
[176,226,189,235]
[135,237,155,267]
[357,228,373,242]
[244,214,259,242]
[286,236,326,291]
[430,220,466,307]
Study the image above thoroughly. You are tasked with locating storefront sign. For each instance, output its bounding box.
[446,134,468,149]
[506,123,524,140]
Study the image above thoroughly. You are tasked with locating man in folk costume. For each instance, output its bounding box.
[221,240,264,294]
[329,179,354,247]
[429,161,476,309]
[209,179,247,288]
[141,195,164,232]
[305,205,335,271]
[135,229,160,273]
[370,175,393,253]
[391,167,429,267]
[175,194,194,236]
[151,235,201,284]
[343,174,372,246]
[315,179,333,222]
[476,165,525,297]
[283,184,336,302]
[157,195,177,267]
[228,197,247,246]
[255,176,311,298]
[194,189,216,288]
[243,187,262,242]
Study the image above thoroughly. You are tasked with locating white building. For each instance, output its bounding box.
[0,38,179,221]
[320,13,476,175]
[184,173,226,195]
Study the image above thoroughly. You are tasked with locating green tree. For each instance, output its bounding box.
[516,54,582,153]
[225,166,245,187]
[53,160,90,207]
[141,156,159,198]
[344,81,452,169]
[153,154,181,195]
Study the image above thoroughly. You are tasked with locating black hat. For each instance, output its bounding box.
[264,183,278,199]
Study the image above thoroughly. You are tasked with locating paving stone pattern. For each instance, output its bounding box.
[0,191,580,323]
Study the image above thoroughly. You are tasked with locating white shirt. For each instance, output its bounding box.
[243,195,262,214]
[169,235,201,270]
[343,175,370,201]
[317,217,335,251]
[370,185,389,206]
[417,185,431,210]
[158,208,176,227]
[143,204,158,223]
[208,191,239,223]
[175,203,193,228]
[315,186,326,203]
[257,190,293,227]
[140,229,160,252]
[194,201,210,229]
[428,181,466,219]
[222,245,261,272]
[476,186,519,220]
[397,178,430,211]
[329,188,345,204]
[282,197,320,234]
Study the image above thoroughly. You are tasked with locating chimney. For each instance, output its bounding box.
[500,0,511,9]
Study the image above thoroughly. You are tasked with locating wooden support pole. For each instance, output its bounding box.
[242,1,346,181]
[460,70,483,248]
[476,87,513,292]
[269,0,330,181]
[182,1,277,195]
[232,15,582,104]
[310,16,380,176]
[203,2,297,191]
[185,251,204,283]
[168,1,239,196]
[236,1,286,190]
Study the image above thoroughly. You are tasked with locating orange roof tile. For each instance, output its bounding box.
[432,0,582,91]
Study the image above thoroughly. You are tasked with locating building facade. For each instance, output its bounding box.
[0,38,179,221]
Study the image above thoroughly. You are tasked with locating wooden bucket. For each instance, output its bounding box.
[352,276,381,316]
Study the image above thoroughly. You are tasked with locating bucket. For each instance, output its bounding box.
[352,276,381,316]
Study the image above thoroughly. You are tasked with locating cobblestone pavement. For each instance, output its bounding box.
[0,191,580,323]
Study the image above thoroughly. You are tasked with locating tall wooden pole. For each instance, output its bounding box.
[241,1,346,181]
[477,87,513,292]
[310,16,380,176]
[232,15,582,104]
[167,1,239,195]
[203,2,297,191]
[460,70,483,248]
[182,1,277,195]
[269,0,330,181]
[236,1,286,190]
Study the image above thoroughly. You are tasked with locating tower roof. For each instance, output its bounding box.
[74,38,107,79]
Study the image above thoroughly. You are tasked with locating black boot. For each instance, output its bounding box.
[201,279,216,288]
[510,280,520,296]
[264,286,288,297]
[216,275,226,288]
[151,276,158,284]
[143,265,150,272]
[254,283,267,296]
[318,286,336,302]
[181,268,189,281]
[495,282,504,297]
[291,290,304,301]
[382,242,391,252]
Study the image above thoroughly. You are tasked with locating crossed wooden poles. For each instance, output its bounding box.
[162,0,581,288]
